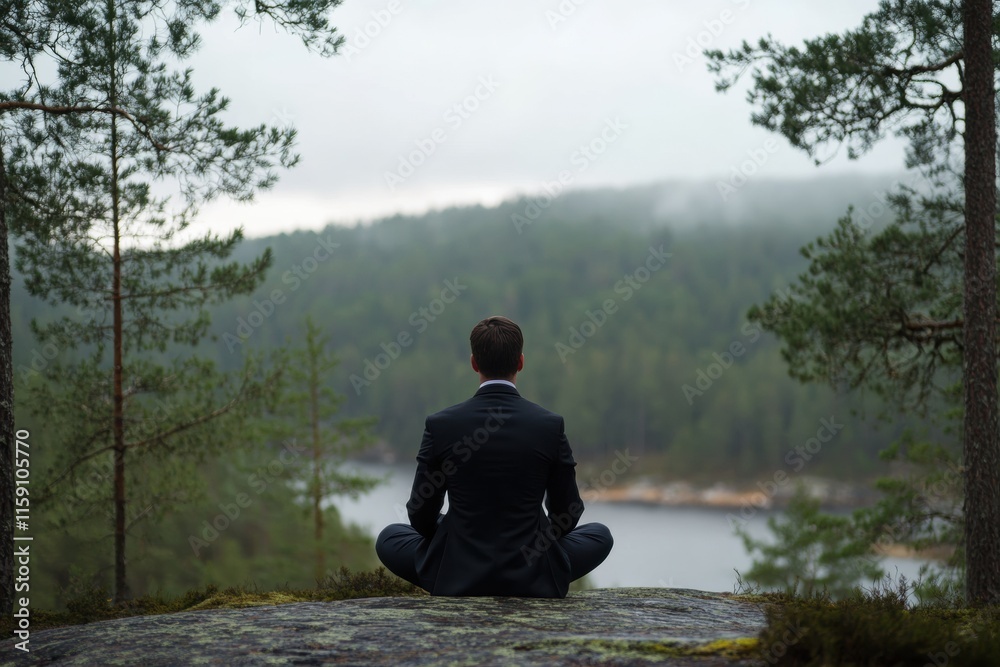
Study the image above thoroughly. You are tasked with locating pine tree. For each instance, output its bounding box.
[958,0,998,607]
[1,0,149,617]
[2,0,346,603]
[277,316,380,583]
[707,0,1000,604]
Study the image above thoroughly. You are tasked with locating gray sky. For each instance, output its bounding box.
[185,0,905,237]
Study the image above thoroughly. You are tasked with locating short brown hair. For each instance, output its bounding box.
[470,316,523,378]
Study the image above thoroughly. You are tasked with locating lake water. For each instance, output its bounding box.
[334,462,926,592]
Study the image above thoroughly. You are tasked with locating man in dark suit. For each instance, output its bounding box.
[376,316,613,597]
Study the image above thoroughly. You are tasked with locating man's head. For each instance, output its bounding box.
[470,316,524,381]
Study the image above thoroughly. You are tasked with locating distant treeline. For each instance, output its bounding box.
[11,176,912,480]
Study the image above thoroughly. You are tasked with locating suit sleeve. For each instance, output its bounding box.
[544,417,584,541]
[406,419,446,539]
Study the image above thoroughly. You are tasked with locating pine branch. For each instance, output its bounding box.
[123,395,243,451]
[0,101,171,152]
[881,50,963,77]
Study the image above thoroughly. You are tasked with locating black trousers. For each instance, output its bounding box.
[375,521,613,592]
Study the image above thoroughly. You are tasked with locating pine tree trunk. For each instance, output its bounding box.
[107,0,128,603]
[111,132,128,604]
[0,141,15,616]
[961,0,1000,607]
[311,346,324,582]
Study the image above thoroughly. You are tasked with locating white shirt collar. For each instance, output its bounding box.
[479,379,516,390]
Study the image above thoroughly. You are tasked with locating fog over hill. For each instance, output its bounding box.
[281,172,907,237]
[12,173,915,481]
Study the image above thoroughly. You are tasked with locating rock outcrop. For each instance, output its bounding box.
[1,587,767,666]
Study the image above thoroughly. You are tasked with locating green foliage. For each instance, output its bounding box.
[273,316,380,502]
[706,1,969,164]
[13,378,380,610]
[850,419,966,601]
[266,316,382,580]
[27,352,281,525]
[2,0,350,601]
[746,201,965,418]
[754,580,1000,666]
[737,420,967,601]
[736,487,885,598]
[709,0,1000,603]
[63,583,113,623]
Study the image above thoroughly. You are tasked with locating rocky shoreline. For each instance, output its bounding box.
[581,475,878,511]
[358,451,880,512]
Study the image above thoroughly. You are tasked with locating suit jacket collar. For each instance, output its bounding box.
[474,383,520,398]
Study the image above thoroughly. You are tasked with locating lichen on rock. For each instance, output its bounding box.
[0,587,766,666]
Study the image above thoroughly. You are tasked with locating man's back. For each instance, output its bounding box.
[376,315,611,597]
[406,383,583,597]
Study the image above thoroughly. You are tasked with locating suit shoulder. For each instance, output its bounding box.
[425,396,477,422]
[515,397,565,423]
[426,392,563,425]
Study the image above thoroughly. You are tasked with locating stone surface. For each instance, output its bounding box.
[1,588,767,666]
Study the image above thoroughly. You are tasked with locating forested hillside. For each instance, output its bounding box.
[12,175,911,480]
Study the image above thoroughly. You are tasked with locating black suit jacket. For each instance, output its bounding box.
[405,383,584,597]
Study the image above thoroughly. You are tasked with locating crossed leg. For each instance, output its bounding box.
[375,522,614,591]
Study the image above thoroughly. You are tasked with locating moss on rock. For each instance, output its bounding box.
[1,587,765,666]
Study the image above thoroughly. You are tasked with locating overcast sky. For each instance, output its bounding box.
[182,0,905,237]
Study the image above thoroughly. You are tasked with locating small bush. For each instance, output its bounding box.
[64,585,115,624]
[753,578,1000,666]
